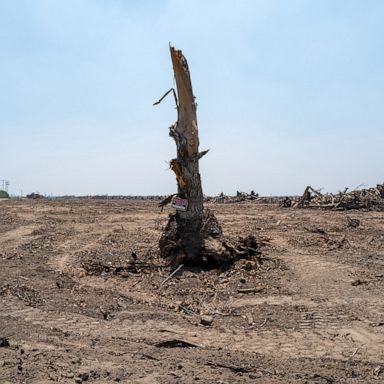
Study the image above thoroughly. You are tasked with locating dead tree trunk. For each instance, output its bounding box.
[155,46,261,267]
[168,47,205,262]
[156,46,205,265]
[155,47,225,266]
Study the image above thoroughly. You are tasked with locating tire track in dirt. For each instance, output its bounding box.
[285,252,355,331]
[2,296,383,363]
[271,234,384,361]
[287,250,384,323]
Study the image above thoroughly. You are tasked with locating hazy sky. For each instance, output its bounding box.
[1,0,383,196]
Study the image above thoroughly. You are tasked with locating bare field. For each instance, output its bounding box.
[1,199,384,383]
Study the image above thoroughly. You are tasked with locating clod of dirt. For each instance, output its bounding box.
[110,367,125,381]
[200,315,213,326]
[236,234,264,260]
[0,337,10,347]
[75,372,90,383]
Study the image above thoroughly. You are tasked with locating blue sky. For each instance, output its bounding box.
[1,0,383,196]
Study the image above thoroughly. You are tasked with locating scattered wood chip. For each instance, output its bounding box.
[160,264,184,287]
[237,287,264,294]
[370,321,384,327]
[258,318,267,328]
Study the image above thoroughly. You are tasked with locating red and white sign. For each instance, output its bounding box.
[171,196,188,211]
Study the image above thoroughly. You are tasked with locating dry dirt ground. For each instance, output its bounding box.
[1,199,384,383]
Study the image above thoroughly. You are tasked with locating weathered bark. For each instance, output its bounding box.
[169,47,203,213]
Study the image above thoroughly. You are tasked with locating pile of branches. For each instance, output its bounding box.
[286,184,384,211]
[26,192,45,199]
[206,191,259,204]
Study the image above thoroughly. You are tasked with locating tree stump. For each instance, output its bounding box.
[156,46,239,267]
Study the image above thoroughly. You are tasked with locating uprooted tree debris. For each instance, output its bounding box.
[287,183,384,211]
[26,192,45,199]
[154,46,262,267]
[206,191,260,204]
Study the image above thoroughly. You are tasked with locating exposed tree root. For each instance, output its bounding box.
[159,209,263,268]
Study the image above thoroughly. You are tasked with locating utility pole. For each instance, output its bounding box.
[0,180,9,192]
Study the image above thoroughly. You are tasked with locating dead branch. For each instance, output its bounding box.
[160,264,184,287]
[153,88,178,108]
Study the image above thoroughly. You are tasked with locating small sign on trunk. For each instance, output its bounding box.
[171,196,188,211]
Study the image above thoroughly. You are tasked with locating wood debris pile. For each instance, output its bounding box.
[207,191,259,204]
[26,192,45,199]
[288,184,384,211]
